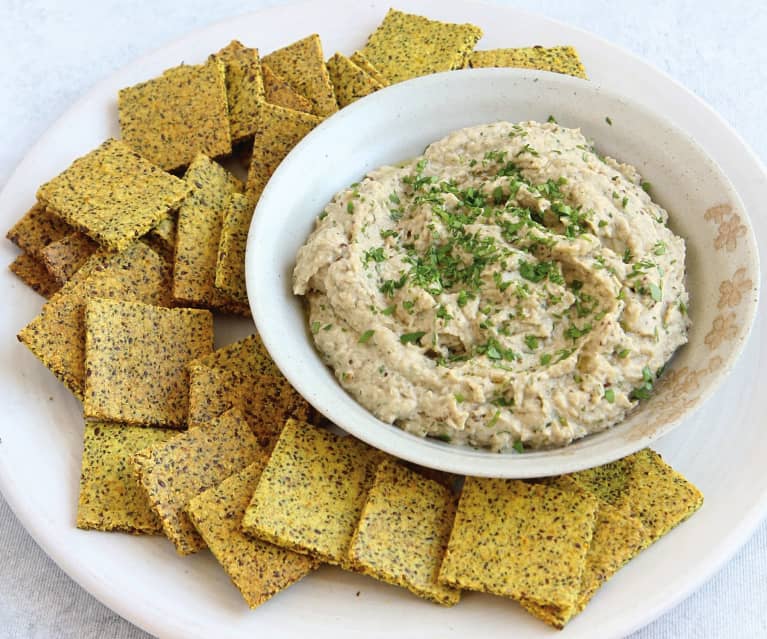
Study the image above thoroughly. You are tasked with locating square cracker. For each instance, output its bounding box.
[36,138,189,251]
[567,448,703,545]
[262,35,337,117]
[6,201,71,256]
[84,298,213,426]
[214,40,266,142]
[360,9,483,84]
[326,52,383,108]
[350,51,389,87]
[172,154,249,314]
[245,102,322,204]
[214,192,251,304]
[438,478,598,612]
[469,46,587,79]
[518,476,647,628]
[190,332,280,374]
[9,253,62,298]
[348,459,459,606]
[262,63,313,113]
[119,58,232,171]
[242,419,386,567]
[39,231,99,284]
[17,242,173,398]
[133,408,262,555]
[187,456,319,608]
[77,420,177,534]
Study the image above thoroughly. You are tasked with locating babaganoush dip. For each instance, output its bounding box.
[293,121,690,451]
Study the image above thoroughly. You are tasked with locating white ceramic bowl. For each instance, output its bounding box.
[246,68,759,477]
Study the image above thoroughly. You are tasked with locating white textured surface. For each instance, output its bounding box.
[0,1,765,638]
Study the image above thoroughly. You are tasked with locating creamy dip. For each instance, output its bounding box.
[293,121,690,451]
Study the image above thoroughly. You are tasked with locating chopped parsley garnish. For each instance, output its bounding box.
[487,410,501,427]
[539,353,552,365]
[311,321,320,334]
[363,247,386,264]
[435,305,453,321]
[379,274,407,297]
[358,329,375,344]
[381,304,396,316]
[653,240,667,255]
[380,229,398,240]
[400,331,426,345]
[435,434,452,443]
[629,366,655,400]
[454,393,465,403]
[524,335,539,350]
[318,210,328,220]
[476,338,516,362]
[605,116,613,126]
[604,388,615,403]
[547,114,557,123]
[519,260,564,284]
[649,283,662,302]
[564,323,592,340]
[512,440,525,453]
[641,181,652,192]
[516,143,539,157]
[389,192,401,204]
[616,347,630,358]
[346,201,355,214]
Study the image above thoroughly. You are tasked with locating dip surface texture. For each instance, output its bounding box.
[293,121,690,451]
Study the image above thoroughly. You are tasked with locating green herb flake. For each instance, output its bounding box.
[358,329,375,344]
[604,388,615,403]
[512,440,524,453]
[605,116,613,126]
[539,353,552,366]
[524,335,539,350]
[649,283,662,302]
[653,241,667,256]
[400,331,426,345]
[346,201,355,214]
[454,393,465,404]
[311,321,321,334]
[381,304,396,316]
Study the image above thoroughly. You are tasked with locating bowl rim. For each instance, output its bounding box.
[246,67,760,478]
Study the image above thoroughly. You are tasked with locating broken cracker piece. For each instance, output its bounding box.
[326,52,383,108]
[119,58,231,170]
[187,456,319,608]
[9,252,62,298]
[242,419,386,567]
[6,201,71,257]
[36,138,189,251]
[214,192,251,304]
[262,62,313,113]
[133,407,262,555]
[263,34,337,117]
[84,298,213,426]
[39,231,99,284]
[77,420,176,534]
[350,51,390,87]
[349,459,459,606]
[360,9,482,84]
[214,40,266,142]
[17,242,172,398]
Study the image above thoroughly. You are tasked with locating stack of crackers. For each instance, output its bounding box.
[6,8,700,628]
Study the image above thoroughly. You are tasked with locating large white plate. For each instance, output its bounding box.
[0,1,764,638]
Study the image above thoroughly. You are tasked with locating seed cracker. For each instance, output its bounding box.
[173,154,249,314]
[17,242,173,398]
[438,477,598,612]
[214,192,251,304]
[245,102,322,204]
[214,40,266,142]
[9,252,62,298]
[349,51,390,87]
[242,419,386,567]
[148,213,177,252]
[469,46,588,79]
[262,63,313,113]
[133,407,262,555]
[348,459,459,606]
[6,201,71,257]
[359,9,483,84]
[326,52,383,108]
[39,231,99,284]
[36,138,189,251]
[187,456,319,608]
[189,332,280,375]
[262,35,337,117]
[118,58,232,170]
[568,448,704,545]
[77,420,176,534]
[83,298,213,426]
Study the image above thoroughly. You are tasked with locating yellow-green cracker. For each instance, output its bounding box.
[360,9,483,84]
[119,59,232,170]
[173,154,248,314]
[439,478,598,612]
[77,420,177,534]
[245,102,322,204]
[326,52,383,108]
[6,201,71,257]
[148,213,177,251]
[9,252,62,298]
[214,192,251,304]
[36,138,189,251]
[350,51,389,87]
[262,63,313,113]
[469,46,587,79]
[187,456,319,608]
[39,231,99,284]
[214,40,266,142]
[349,459,459,606]
[17,242,173,398]
[190,333,279,375]
[84,298,212,426]
[263,34,337,117]
[568,448,703,545]
[133,408,262,555]
[242,419,386,567]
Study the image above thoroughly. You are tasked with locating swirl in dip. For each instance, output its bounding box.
[293,121,690,451]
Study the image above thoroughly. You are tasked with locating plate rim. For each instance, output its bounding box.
[1,1,766,638]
